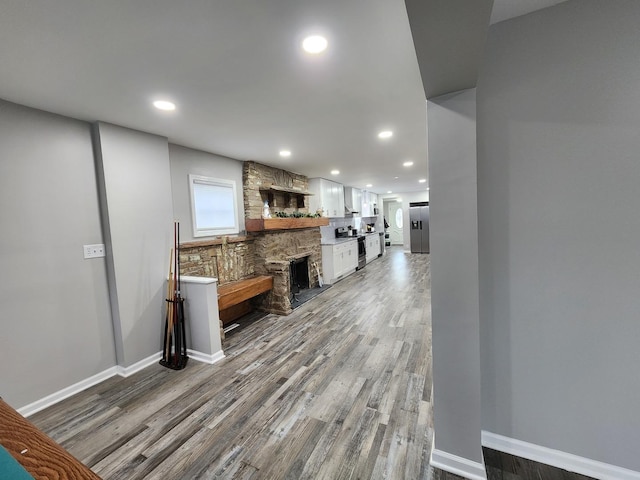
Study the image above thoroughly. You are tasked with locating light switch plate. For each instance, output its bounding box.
[84,244,105,259]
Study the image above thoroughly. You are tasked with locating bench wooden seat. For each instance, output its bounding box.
[217,275,273,325]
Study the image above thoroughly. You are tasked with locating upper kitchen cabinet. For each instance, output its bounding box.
[361,191,380,218]
[309,178,345,218]
[361,191,375,217]
[361,190,370,216]
[344,186,361,215]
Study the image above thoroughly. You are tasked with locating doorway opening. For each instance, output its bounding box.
[385,200,404,246]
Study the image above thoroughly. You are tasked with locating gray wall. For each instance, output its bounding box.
[94,123,174,367]
[428,89,484,466]
[477,0,640,471]
[0,105,249,409]
[0,101,115,408]
[168,144,244,242]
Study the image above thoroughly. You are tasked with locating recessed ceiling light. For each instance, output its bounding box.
[331,169,340,175]
[394,176,399,179]
[153,100,176,111]
[302,35,328,54]
[403,161,414,167]
[387,191,392,194]
[419,179,427,183]
[378,130,393,139]
[366,184,372,188]
[279,150,291,157]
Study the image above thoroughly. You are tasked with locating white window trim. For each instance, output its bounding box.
[188,174,239,237]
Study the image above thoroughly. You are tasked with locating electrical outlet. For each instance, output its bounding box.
[83,244,106,259]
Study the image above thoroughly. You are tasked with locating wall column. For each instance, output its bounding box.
[427,88,485,479]
[93,122,174,368]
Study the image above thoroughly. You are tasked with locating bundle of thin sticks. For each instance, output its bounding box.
[160,221,188,369]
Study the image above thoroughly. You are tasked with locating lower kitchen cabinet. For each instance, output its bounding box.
[321,240,358,284]
[365,233,380,263]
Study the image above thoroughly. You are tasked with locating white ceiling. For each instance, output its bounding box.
[0,1,566,196]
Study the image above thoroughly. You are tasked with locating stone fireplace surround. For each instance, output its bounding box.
[251,228,322,315]
[179,161,324,338]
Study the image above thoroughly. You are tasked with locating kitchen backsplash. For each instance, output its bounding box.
[321,216,378,240]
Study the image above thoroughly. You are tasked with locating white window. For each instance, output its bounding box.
[189,174,239,237]
[395,207,403,229]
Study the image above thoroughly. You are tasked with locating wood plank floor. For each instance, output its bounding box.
[30,246,434,479]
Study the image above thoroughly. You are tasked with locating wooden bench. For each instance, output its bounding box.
[217,275,273,325]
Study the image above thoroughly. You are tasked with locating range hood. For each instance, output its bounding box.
[345,205,359,215]
[344,186,361,215]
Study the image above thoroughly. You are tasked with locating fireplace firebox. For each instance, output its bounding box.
[289,256,310,300]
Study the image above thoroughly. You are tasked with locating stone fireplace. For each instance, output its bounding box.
[243,161,325,315]
[250,228,322,315]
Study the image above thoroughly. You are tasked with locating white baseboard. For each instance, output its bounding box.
[482,431,640,480]
[18,349,229,417]
[18,366,119,417]
[187,349,225,365]
[430,447,487,480]
[20,351,162,417]
[115,351,163,377]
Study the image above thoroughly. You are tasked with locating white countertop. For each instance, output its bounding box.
[321,237,358,246]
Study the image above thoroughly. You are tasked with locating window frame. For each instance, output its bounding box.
[395,207,404,229]
[188,174,239,237]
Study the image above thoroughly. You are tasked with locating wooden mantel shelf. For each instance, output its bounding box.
[245,217,329,232]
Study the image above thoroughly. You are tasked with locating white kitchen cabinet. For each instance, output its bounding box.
[365,233,380,263]
[362,190,379,217]
[344,240,358,272]
[361,190,370,217]
[321,240,358,284]
[370,193,378,216]
[309,178,345,218]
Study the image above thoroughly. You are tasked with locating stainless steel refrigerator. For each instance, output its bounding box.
[409,202,430,253]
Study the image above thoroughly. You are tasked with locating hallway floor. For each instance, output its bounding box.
[31,247,434,479]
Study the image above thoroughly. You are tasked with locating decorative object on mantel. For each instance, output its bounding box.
[273,211,321,218]
[160,221,189,370]
[262,201,271,219]
[245,216,329,232]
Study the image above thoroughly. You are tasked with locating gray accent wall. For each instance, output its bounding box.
[0,100,115,408]
[168,144,244,242]
[93,123,174,367]
[477,0,640,471]
[427,89,484,465]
